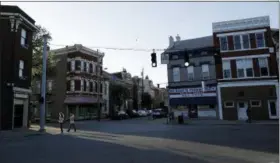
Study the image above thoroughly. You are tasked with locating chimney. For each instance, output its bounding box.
[169,36,174,47]
[176,34,181,42]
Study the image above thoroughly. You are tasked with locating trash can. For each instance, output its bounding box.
[178,115,184,124]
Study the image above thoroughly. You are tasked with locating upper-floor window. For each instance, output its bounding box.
[21,28,27,47]
[90,81,94,92]
[172,67,180,82]
[220,36,228,51]
[233,35,242,50]
[19,60,24,78]
[171,55,179,60]
[242,34,250,49]
[258,58,269,76]
[74,80,80,91]
[255,33,265,48]
[75,60,81,71]
[187,66,194,81]
[48,81,53,92]
[236,59,254,78]
[222,60,231,79]
[89,63,93,73]
[201,64,209,80]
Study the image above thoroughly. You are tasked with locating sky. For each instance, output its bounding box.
[2,1,279,87]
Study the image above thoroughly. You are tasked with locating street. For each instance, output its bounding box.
[0,118,278,163]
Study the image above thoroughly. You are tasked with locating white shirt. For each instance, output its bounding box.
[70,115,75,124]
[58,113,64,123]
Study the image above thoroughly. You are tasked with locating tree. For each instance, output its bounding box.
[109,83,130,109]
[32,25,57,79]
[142,92,152,109]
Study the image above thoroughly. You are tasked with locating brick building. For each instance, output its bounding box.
[0,5,37,130]
[213,16,279,120]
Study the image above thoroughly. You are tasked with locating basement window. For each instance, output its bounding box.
[250,100,261,107]
[224,101,234,108]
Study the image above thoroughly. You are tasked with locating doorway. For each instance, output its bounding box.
[268,100,278,119]
[14,104,24,128]
[237,101,248,120]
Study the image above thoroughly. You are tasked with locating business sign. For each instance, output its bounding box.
[169,87,216,98]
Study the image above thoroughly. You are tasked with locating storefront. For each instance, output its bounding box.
[169,86,217,118]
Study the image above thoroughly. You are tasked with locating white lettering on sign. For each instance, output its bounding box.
[169,87,216,94]
[169,93,217,98]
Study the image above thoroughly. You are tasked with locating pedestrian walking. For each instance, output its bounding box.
[67,113,76,132]
[58,112,65,133]
[246,105,252,123]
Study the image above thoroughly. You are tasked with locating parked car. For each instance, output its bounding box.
[137,110,147,117]
[126,109,139,118]
[112,110,129,120]
[152,108,167,119]
[147,110,152,115]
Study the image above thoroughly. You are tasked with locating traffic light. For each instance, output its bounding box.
[184,51,189,67]
[151,50,157,67]
[157,84,160,88]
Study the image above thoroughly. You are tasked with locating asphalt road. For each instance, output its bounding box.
[0,118,278,163]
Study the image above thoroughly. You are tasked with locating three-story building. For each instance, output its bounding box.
[0,5,37,130]
[163,35,218,118]
[213,16,279,120]
[31,44,106,120]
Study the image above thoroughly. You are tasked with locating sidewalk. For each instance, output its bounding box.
[0,126,44,141]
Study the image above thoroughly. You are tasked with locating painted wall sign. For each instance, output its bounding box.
[169,87,217,98]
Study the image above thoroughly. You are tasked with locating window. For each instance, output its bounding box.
[220,37,228,51]
[236,59,254,78]
[104,83,107,95]
[224,101,234,108]
[187,66,194,81]
[67,61,71,71]
[71,60,75,71]
[201,64,209,80]
[89,63,93,73]
[233,35,241,50]
[95,81,98,92]
[242,34,250,49]
[70,80,75,91]
[74,80,80,91]
[172,67,180,82]
[258,58,269,76]
[67,80,71,91]
[250,100,261,107]
[83,62,87,72]
[21,28,27,47]
[75,60,81,71]
[86,62,89,72]
[255,33,265,48]
[48,81,53,92]
[222,60,231,79]
[19,60,24,78]
[90,82,94,92]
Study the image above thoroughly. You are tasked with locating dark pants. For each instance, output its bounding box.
[59,123,63,133]
[67,123,76,132]
[247,115,252,123]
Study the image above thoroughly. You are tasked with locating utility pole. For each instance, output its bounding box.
[97,50,102,121]
[141,68,144,109]
[39,35,48,132]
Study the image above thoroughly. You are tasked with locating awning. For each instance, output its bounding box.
[64,96,103,104]
[169,97,217,106]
